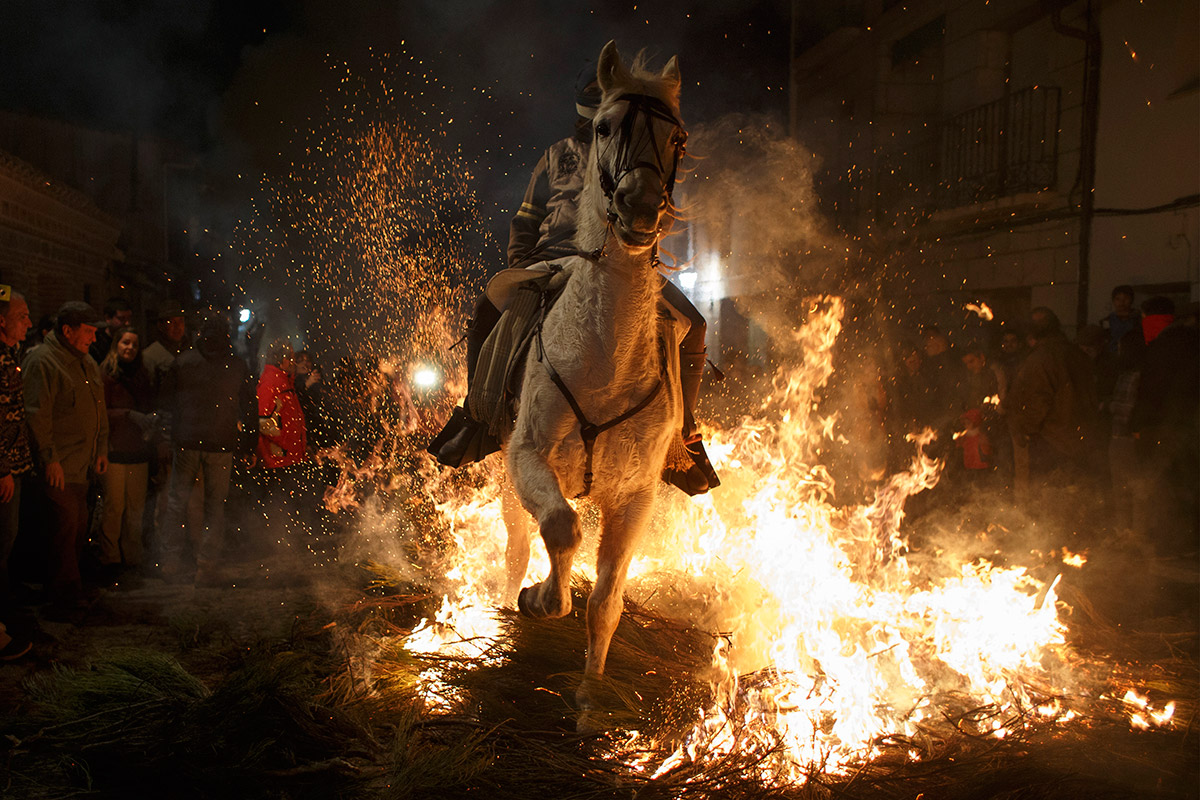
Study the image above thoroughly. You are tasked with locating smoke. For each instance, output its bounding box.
[683,113,849,357]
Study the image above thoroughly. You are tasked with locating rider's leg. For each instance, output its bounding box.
[467,296,502,384]
[660,281,720,493]
[427,295,503,466]
[661,280,706,438]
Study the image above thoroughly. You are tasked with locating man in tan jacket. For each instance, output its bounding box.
[23,302,109,619]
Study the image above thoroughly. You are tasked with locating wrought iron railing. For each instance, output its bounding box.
[938,85,1061,207]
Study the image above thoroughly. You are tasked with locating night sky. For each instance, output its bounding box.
[0,0,791,235]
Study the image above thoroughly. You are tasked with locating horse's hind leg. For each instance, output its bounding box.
[507,438,580,619]
[577,487,655,731]
[500,474,530,608]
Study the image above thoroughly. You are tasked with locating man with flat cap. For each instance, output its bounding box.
[22,301,109,619]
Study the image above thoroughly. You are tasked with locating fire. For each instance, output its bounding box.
[381,295,1120,782]
[236,54,1179,785]
[1060,548,1087,568]
[964,302,994,320]
[1118,689,1175,730]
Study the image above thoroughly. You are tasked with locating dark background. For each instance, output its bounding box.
[0,0,792,246]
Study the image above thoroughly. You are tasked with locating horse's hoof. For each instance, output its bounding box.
[575,683,606,733]
[517,586,539,618]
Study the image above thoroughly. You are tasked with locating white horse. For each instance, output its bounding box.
[503,41,687,727]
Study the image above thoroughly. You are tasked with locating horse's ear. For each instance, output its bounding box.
[597,40,630,95]
[661,55,681,88]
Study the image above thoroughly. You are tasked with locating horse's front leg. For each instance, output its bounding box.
[507,401,580,620]
[499,472,530,608]
[577,485,656,731]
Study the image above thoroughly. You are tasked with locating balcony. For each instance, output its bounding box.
[937,86,1061,208]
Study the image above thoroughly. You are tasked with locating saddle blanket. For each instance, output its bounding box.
[469,264,573,438]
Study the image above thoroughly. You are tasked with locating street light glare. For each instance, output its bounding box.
[413,367,438,388]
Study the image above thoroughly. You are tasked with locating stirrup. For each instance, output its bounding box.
[664,439,721,496]
[427,406,500,467]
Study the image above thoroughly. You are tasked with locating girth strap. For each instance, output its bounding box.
[534,291,665,498]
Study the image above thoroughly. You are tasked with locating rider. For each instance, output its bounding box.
[430,68,719,495]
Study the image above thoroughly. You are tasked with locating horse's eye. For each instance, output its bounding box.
[595,120,611,138]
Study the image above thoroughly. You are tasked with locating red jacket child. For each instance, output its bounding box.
[257,363,307,468]
[957,407,993,470]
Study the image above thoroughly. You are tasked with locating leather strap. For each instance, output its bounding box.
[534,288,665,498]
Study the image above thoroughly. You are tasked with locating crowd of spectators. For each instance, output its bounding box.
[0,291,359,660]
[876,286,1198,558]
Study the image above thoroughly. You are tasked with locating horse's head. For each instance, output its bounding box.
[588,41,685,253]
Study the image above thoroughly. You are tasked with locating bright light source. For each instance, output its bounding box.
[679,271,698,290]
[238,308,251,323]
[413,367,438,389]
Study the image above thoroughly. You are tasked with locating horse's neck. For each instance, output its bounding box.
[571,157,660,365]
[573,250,660,367]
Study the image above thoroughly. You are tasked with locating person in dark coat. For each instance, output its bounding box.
[88,298,133,364]
[1007,307,1099,497]
[1098,284,1141,355]
[430,71,717,495]
[98,326,155,576]
[158,317,256,584]
[293,349,325,450]
[1130,302,1199,554]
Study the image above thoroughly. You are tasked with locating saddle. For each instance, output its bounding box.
[438,262,701,492]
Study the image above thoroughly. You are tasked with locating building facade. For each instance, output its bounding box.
[0,150,121,321]
[0,111,196,327]
[789,0,1199,329]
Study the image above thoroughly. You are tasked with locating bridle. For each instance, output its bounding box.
[594,93,687,239]
[530,95,684,498]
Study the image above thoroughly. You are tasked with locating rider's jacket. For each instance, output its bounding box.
[507,135,589,269]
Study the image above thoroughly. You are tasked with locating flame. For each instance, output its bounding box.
[964,302,994,321]
[375,295,1109,782]
[1119,690,1175,730]
[1060,548,1087,568]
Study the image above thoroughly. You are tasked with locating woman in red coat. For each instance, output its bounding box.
[257,339,307,468]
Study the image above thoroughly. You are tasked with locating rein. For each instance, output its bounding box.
[533,276,666,498]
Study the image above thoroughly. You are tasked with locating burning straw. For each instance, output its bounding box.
[374,293,1192,791]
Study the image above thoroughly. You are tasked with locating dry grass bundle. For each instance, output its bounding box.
[6,647,385,799]
[361,574,1198,800]
[5,554,1194,800]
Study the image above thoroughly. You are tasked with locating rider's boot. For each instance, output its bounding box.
[663,350,721,495]
[428,301,501,467]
